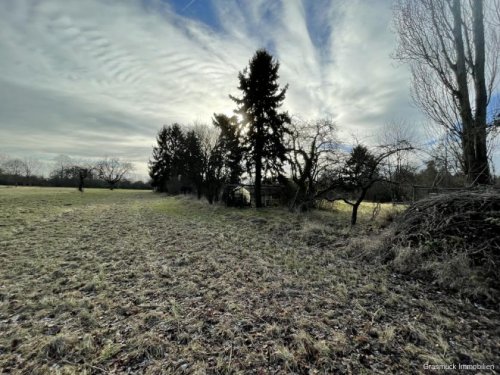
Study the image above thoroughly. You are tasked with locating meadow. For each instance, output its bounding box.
[0,187,498,374]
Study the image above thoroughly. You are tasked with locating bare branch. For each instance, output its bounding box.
[96,157,133,190]
[393,0,495,184]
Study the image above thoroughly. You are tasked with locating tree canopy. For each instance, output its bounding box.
[230,49,290,207]
[149,123,186,192]
[393,0,498,185]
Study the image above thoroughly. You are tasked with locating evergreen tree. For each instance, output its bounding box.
[212,114,244,184]
[342,145,379,190]
[336,144,411,225]
[149,123,185,192]
[205,142,225,204]
[339,145,380,225]
[230,49,290,207]
[184,130,205,198]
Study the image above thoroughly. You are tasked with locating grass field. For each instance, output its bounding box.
[0,187,498,374]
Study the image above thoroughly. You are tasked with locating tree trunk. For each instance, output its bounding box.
[452,0,474,181]
[452,0,490,185]
[351,203,360,226]
[255,157,262,208]
[290,178,306,211]
[470,0,491,184]
[254,136,263,208]
[351,188,369,225]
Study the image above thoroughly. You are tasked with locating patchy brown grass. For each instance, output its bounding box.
[0,187,498,373]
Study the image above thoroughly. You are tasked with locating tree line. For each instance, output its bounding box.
[0,155,147,191]
[150,0,499,223]
[149,49,288,208]
[149,46,498,224]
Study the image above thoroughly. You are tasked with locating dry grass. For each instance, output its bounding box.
[381,190,500,303]
[0,187,498,373]
[317,199,407,226]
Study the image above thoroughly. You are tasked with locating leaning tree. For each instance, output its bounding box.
[230,49,290,207]
[393,0,499,185]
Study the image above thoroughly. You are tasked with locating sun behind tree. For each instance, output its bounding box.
[230,49,290,208]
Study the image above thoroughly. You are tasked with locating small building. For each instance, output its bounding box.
[222,184,284,207]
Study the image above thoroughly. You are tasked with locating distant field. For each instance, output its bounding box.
[318,199,407,219]
[0,187,498,373]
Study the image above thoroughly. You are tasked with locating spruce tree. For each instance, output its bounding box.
[212,114,244,184]
[184,130,205,198]
[205,142,225,204]
[230,49,290,207]
[149,123,185,192]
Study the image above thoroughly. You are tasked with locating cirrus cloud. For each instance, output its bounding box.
[1,0,465,179]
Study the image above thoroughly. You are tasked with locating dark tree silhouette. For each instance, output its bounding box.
[204,141,225,204]
[212,114,244,184]
[96,157,133,190]
[76,167,92,192]
[230,49,290,207]
[21,157,41,182]
[184,130,205,198]
[49,164,94,191]
[201,115,245,204]
[393,0,498,185]
[318,142,413,225]
[149,124,186,192]
[287,118,339,211]
[2,158,25,176]
[51,155,73,181]
[338,145,380,225]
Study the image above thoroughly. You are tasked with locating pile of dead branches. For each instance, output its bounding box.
[388,189,500,302]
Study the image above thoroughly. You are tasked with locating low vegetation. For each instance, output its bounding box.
[1,187,498,373]
[385,190,499,303]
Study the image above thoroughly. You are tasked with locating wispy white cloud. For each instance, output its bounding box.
[0,0,449,179]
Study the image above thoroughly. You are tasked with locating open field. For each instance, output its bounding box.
[0,187,498,374]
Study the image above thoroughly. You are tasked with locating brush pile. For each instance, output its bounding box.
[388,189,500,302]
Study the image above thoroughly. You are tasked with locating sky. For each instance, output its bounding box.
[0,0,498,180]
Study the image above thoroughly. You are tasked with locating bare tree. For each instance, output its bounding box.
[393,0,500,185]
[193,122,220,188]
[51,154,73,180]
[423,120,468,187]
[96,157,133,190]
[22,157,42,180]
[286,117,339,211]
[378,120,420,199]
[489,0,500,26]
[0,153,9,171]
[2,158,26,176]
[317,141,414,225]
[193,122,220,158]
